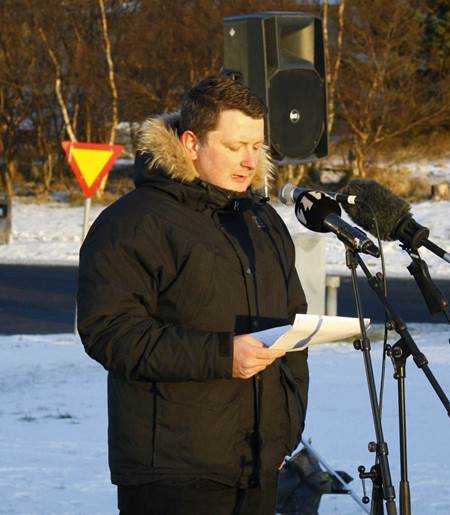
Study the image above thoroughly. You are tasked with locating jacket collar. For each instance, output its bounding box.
[135,164,267,213]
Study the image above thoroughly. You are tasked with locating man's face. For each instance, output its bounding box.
[190,109,264,192]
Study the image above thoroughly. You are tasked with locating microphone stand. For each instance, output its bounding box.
[349,250,450,515]
[346,248,397,515]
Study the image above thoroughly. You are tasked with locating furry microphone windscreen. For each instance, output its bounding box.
[340,179,411,241]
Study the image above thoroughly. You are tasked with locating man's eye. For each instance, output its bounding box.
[228,146,240,151]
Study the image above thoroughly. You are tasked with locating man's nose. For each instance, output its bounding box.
[241,148,258,170]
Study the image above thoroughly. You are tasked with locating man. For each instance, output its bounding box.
[77,76,308,515]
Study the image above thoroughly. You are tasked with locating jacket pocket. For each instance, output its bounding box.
[153,380,241,477]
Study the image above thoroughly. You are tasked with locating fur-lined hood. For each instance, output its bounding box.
[135,112,274,189]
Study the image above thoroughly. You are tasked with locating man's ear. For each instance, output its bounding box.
[180,130,199,161]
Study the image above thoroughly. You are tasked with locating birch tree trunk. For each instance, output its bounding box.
[96,0,119,198]
[37,27,76,143]
[323,0,346,137]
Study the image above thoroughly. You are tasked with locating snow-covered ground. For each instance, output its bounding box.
[1,194,449,278]
[404,158,450,185]
[1,327,449,514]
[1,156,450,276]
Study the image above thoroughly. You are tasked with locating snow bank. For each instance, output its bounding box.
[0,197,449,279]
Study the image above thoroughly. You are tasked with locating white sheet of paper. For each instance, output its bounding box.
[252,314,371,352]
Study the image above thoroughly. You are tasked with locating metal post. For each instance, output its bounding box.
[82,197,92,241]
[325,275,341,316]
[75,197,92,335]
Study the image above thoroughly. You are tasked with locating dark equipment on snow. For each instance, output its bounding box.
[277,446,354,515]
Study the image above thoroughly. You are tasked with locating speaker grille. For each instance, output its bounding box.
[268,68,325,160]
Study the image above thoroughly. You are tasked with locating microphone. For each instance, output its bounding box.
[279,183,358,206]
[341,179,450,263]
[293,189,380,257]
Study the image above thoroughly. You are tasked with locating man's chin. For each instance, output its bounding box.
[229,184,249,193]
[230,176,251,192]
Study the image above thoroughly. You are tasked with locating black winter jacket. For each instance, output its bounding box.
[77,114,309,487]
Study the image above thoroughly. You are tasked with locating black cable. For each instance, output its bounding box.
[444,310,450,326]
[355,201,389,416]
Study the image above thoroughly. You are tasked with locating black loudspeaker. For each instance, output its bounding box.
[223,12,328,163]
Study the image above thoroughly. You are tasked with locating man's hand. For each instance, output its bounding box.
[232,334,286,379]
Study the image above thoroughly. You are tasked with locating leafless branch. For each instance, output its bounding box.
[37,26,76,142]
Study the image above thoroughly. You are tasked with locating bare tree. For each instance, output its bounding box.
[337,0,450,176]
[117,0,303,122]
[0,1,40,195]
[37,27,77,143]
[323,0,346,137]
[2,0,448,196]
[96,0,120,197]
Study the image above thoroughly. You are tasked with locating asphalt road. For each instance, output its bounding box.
[337,275,450,325]
[0,264,449,335]
[0,264,78,334]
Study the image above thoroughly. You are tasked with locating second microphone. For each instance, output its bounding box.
[279,185,380,258]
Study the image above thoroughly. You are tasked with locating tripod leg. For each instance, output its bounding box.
[370,465,384,515]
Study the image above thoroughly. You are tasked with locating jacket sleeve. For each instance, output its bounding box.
[77,213,233,383]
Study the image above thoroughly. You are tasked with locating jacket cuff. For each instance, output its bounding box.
[213,332,234,379]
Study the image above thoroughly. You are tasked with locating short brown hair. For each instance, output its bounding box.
[180,75,266,141]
